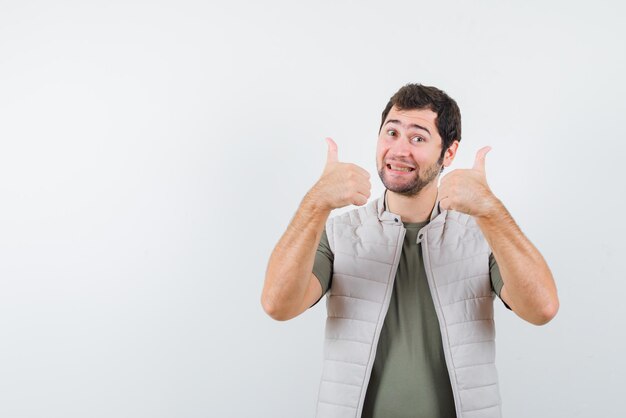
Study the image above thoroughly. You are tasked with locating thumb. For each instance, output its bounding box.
[325,137,339,165]
[472,146,491,172]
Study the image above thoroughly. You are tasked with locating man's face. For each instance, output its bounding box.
[376,105,451,196]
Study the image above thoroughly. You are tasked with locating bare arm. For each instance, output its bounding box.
[261,191,331,321]
[439,146,559,326]
[261,138,371,321]
[476,198,559,325]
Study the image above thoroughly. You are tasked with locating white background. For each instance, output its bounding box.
[1,1,625,417]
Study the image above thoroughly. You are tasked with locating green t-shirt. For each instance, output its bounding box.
[311,221,506,418]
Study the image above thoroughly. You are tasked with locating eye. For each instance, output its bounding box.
[411,135,425,143]
[386,129,397,137]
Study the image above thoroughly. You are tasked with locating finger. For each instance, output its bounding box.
[325,137,339,165]
[438,196,451,211]
[350,163,371,179]
[438,176,450,197]
[472,146,492,173]
[352,192,369,206]
[355,182,372,199]
[439,172,450,186]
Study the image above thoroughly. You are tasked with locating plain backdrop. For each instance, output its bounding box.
[1,1,625,417]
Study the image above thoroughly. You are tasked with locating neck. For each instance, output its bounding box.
[386,183,438,223]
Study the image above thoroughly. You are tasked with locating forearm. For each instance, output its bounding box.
[261,189,330,320]
[476,198,559,325]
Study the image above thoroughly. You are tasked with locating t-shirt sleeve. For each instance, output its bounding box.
[490,253,512,310]
[310,228,334,308]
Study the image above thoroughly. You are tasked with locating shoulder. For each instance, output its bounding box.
[325,198,381,250]
[437,209,487,244]
[327,197,380,229]
[443,209,478,228]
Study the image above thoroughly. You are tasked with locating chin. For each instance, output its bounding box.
[382,171,417,187]
[380,172,436,197]
[383,179,420,196]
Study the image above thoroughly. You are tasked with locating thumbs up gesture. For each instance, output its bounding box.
[311,137,372,210]
[438,146,498,217]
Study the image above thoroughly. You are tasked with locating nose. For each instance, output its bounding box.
[389,133,412,156]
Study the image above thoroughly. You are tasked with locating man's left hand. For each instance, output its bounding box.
[438,146,498,218]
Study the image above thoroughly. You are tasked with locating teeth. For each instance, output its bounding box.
[390,165,413,172]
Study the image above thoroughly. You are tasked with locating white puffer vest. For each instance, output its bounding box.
[315,191,502,418]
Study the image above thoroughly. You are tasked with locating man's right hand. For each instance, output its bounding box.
[261,137,371,321]
[311,137,372,209]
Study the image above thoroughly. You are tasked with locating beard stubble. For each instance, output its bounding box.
[378,155,444,197]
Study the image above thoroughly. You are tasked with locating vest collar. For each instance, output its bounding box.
[376,189,443,224]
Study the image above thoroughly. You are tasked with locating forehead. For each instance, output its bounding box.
[385,105,439,132]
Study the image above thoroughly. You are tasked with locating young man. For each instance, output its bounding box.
[261,84,559,418]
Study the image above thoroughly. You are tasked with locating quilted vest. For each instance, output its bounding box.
[315,191,502,418]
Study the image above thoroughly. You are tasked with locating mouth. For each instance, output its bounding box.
[386,163,415,173]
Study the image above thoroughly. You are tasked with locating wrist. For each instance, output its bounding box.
[476,193,503,220]
[304,187,333,214]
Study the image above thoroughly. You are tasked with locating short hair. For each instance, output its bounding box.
[379,83,462,157]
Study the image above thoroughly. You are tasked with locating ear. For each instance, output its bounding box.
[442,140,460,167]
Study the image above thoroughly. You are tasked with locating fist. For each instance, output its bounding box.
[312,137,371,210]
[438,146,498,217]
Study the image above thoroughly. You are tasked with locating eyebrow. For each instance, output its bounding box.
[384,119,431,136]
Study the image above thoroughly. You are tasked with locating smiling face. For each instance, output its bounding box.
[376,105,458,196]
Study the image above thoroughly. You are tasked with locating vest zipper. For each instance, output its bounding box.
[421,231,463,418]
[356,223,406,418]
